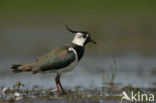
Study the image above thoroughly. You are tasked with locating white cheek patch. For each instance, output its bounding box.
[72,33,86,46]
[76,33,83,38]
[77,35,82,38]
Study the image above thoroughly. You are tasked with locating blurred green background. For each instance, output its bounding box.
[0,0,156,57]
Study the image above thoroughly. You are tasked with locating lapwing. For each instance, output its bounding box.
[11,26,96,95]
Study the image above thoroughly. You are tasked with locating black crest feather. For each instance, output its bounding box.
[65,25,77,33]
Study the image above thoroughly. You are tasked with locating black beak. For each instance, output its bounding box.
[90,39,97,44]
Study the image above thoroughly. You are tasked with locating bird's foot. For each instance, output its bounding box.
[62,90,67,95]
[55,90,67,96]
[57,90,67,96]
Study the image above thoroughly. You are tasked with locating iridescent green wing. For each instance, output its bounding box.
[32,45,75,73]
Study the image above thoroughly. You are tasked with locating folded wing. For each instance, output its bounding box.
[32,46,75,73]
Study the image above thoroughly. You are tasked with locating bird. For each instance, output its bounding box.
[11,25,96,95]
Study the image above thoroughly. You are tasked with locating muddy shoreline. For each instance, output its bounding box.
[1,85,155,103]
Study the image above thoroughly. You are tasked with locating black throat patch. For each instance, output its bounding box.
[72,45,85,61]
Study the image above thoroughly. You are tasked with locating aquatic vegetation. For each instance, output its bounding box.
[102,57,117,87]
[13,81,24,91]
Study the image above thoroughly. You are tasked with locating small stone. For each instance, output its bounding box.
[13,92,23,100]
[15,96,23,100]
[42,90,46,94]
[14,92,21,97]
[51,89,57,92]
[1,87,8,93]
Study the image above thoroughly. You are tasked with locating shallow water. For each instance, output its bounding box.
[0,55,156,89]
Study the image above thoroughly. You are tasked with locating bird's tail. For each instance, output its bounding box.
[11,62,36,73]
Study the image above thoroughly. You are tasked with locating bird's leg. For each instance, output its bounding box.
[55,74,60,95]
[57,74,66,93]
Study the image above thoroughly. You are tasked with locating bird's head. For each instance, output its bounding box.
[65,25,96,46]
